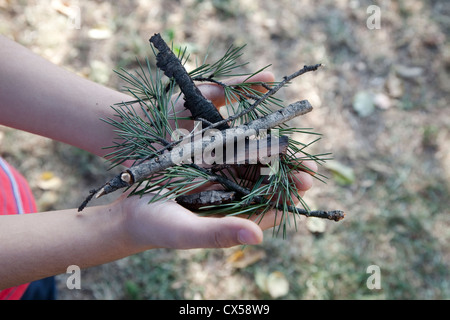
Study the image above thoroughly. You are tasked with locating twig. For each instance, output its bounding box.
[78,36,344,222]
[150,33,229,130]
[175,190,237,211]
[205,64,322,131]
[78,100,312,211]
[186,164,345,221]
[125,63,322,169]
[148,34,321,158]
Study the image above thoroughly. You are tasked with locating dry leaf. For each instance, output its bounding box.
[89,60,110,84]
[266,271,289,298]
[306,217,326,234]
[227,248,266,269]
[226,249,245,264]
[395,65,423,80]
[374,92,392,110]
[88,26,112,40]
[323,160,355,186]
[36,171,62,190]
[353,91,375,117]
[255,271,290,298]
[385,72,403,98]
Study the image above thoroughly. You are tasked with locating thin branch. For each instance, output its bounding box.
[78,100,312,211]
[187,164,345,221]
[113,64,322,170]
[150,33,229,130]
[205,64,322,131]
[175,190,237,211]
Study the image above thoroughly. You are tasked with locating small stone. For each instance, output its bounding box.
[374,92,392,110]
[353,91,375,117]
[385,73,404,98]
[306,217,326,235]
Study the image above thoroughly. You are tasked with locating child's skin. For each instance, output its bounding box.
[0,35,316,289]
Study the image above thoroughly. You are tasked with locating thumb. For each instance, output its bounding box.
[181,216,264,249]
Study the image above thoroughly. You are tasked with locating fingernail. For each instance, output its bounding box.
[238,229,257,245]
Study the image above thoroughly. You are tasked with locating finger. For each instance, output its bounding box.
[155,201,264,248]
[182,215,264,248]
[297,159,318,176]
[292,170,314,192]
[249,211,281,231]
[197,71,275,108]
[127,196,263,249]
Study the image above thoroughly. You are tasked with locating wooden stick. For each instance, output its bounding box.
[150,33,229,130]
[78,100,312,211]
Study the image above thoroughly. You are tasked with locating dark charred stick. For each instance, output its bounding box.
[78,189,99,212]
[294,208,345,221]
[150,33,229,130]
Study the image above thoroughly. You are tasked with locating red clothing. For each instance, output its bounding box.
[0,157,37,300]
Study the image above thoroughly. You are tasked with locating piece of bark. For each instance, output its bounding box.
[175,190,236,211]
[188,163,346,221]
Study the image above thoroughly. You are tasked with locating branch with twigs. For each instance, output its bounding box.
[78,33,345,231]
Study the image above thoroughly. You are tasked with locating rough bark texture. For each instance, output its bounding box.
[175,190,236,211]
[150,33,229,130]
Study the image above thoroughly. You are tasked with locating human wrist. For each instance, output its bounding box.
[109,194,160,253]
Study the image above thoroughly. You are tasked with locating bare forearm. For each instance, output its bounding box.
[0,35,130,157]
[0,202,137,289]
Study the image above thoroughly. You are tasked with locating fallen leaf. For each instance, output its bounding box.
[323,160,355,186]
[385,72,404,98]
[254,270,268,293]
[266,271,290,298]
[36,171,62,190]
[88,26,112,40]
[395,65,423,80]
[226,249,245,264]
[37,191,59,211]
[89,60,110,84]
[353,91,375,117]
[306,217,326,234]
[255,270,290,298]
[374,92,392,110]
[51,0,77,17]
[227,248,266,269]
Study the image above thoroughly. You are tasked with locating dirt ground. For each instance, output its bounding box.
[1,0,449,299]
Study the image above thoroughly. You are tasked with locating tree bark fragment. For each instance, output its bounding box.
[175,190,236,211]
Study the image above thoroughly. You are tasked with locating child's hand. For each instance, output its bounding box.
[117,71,317,249]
